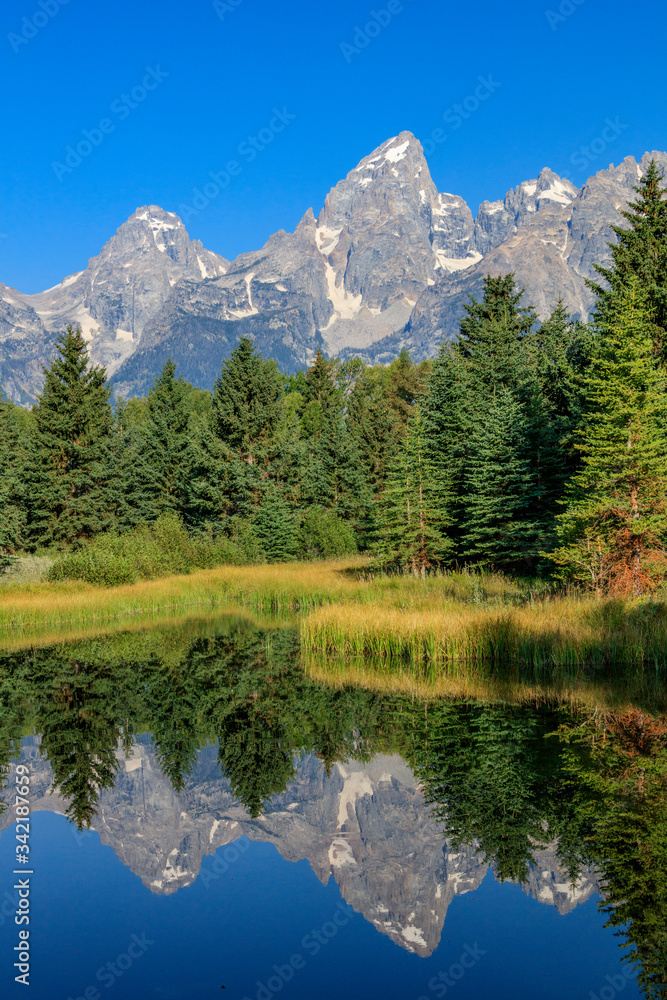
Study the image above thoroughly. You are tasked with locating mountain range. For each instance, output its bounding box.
[1,738,601,958]
[2,135,665,404]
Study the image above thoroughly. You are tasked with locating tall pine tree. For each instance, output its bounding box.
[553,282,667,595]
[0,393,24,564]
[377,407,451,574]
[590,160,667,362]
[447,274,542,568]
[25,325,116,548]
[136,358,192,521]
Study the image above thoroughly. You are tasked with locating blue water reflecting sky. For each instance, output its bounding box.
[0,812,638,1000]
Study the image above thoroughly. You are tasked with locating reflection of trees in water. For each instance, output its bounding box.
[0,620,665,994]
[553,709,667,998]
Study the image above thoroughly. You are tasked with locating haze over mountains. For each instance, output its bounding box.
[2,739,601,958]
[2,134,665,404]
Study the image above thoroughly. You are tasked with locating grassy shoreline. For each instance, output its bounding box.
[0,558,365,633]
[2,559,667,674]
[300,597,667,670]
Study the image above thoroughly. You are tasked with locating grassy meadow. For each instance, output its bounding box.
[1,558,667,681]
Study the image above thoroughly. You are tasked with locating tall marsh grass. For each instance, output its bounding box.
[300,594,667,672]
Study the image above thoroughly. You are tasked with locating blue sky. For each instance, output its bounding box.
[2,0,665,293]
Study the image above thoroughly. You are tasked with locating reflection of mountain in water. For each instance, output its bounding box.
[1,618,665,992]
[6,738,600,958]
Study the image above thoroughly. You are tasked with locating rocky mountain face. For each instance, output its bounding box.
[1,739,601,958]
[2,138,665,402]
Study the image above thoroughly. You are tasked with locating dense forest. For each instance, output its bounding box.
[2,163,667,595]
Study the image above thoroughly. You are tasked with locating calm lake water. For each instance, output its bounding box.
[0,614,662,999]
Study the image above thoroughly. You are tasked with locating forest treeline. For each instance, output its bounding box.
[1,163,667,594]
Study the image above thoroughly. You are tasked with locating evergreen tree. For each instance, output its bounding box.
[301,349,341,420]
[377,408,451,574]
[25,325,116,548]
[0,393,25,564]
[382,348,430,430]
[112,400,165,530]
[457,273,537,382]
[140,358,192,519]
[347,364,398,496]
[527,301,594,557]
[590,161,667,361]
[196,337,283,527]
[460,385,539,567]
[185,411,230,527]
[300,414,371,535]
[212,336,282,458]
[454,274,541,567]
[420,344,469,563]
[253,484,300,562]
[299,350,371,538]
[553,283,667,595]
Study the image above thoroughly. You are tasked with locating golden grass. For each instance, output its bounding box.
[4,557,667,688]
[0,558,526,636]
[300,594,667,670]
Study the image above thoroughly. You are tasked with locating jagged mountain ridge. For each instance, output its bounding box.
[1,137,665,402]
[1,739,601,958]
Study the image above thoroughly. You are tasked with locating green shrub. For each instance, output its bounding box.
[48,546,137,587]
[47,514,248,587]
[299,507,358,560]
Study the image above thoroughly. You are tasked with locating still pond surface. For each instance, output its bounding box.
[0,614,663,999]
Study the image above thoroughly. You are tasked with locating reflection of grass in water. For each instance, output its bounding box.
[5,558,667,693]
[0,606,291,655]
[305,655,667,716]
[0,559,366,638]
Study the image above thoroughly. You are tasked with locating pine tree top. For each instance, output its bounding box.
[213,336,281,453]
[459,274,537,349]
[590,160,667,357]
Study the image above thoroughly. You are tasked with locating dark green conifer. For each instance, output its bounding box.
[420,344,469,563]
[25,325,116,548]
[212,336,282,458]
[140,358,192,519]
[553,282,667,595]
[460,385,539,567]
[456,275,541,567]
[0,393,25,563]
[590,160,667,360]
[378,408,451,574]
[253,484,300,562]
